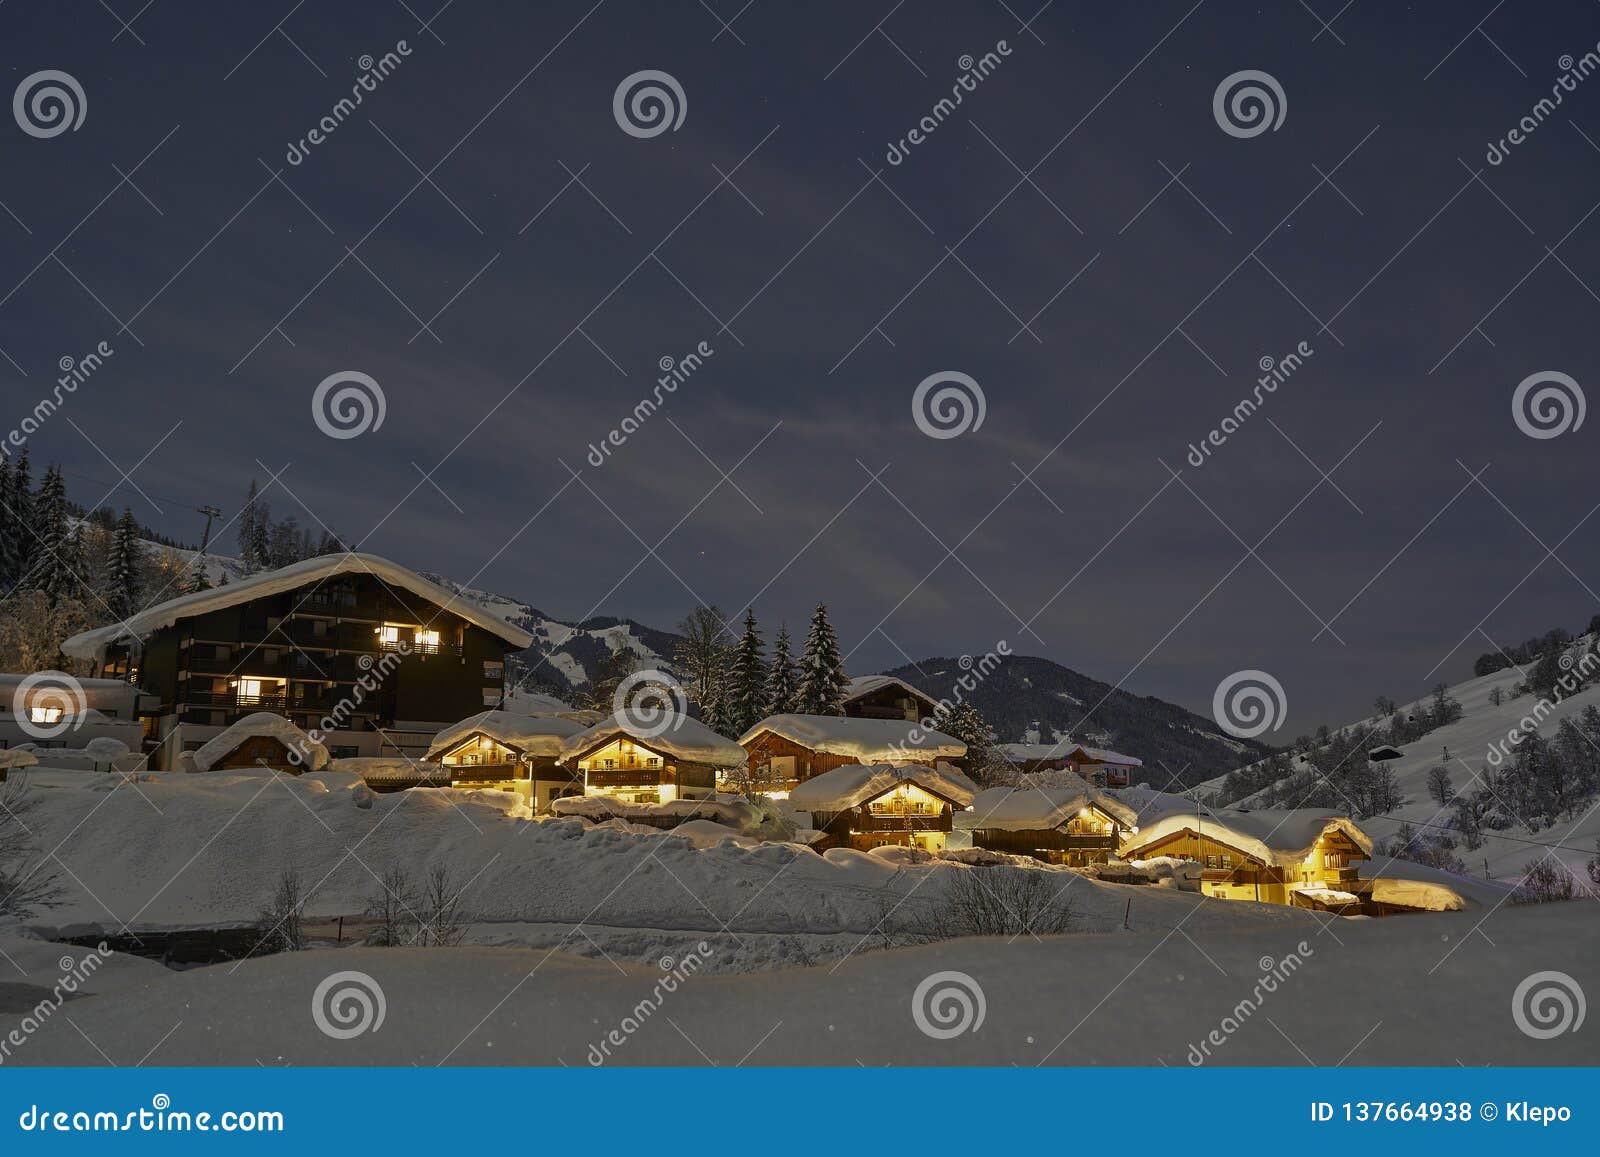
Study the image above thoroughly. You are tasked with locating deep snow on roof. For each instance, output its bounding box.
[958,784,1139,831]
[994,741,1143,766]
[844,674,937,707]
[788,762,979,812]
[560,713,748,770]
[61,553,535,661]
[192,712,329,773]
[739,714,966,760]
[1121,807,1373,867]
[426,710,587,759]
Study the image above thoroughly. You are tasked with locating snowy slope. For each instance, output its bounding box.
[1200,665,1600,883]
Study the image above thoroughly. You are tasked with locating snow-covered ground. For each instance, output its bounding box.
[2,903,1592,1066]
[10,767,1313,965]
[1200,666,1600,883]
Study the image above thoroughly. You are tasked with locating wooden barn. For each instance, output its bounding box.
[1119,809,1376,913]
[737,713,966,798]
[559,713,746,805]
[788,762,979,852]
[958,783,1140,866]
[189,712,328,774]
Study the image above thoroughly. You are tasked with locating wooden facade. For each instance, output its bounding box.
[207,734,301,773]
[967,805,1131,867]
[843,680,937,721]
[740,730,872,794]
[568,735,717,805]
[1126,826,1374,912]
[807,781,963,853]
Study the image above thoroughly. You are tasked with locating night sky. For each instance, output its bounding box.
[3,1,1597,736]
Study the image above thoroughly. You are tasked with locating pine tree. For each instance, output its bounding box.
[6,449,34,588]
[795,602,849,715]
[764,623,798,716]
[31,465,76,599]
[182,554,213,593]
[726,608,766,736]
[106,507,143,619]
[238,480,273,573]
[932,700,999,778]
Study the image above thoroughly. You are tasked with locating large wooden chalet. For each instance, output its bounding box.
[1119,809,1376,913]
[425,709,589,810]
[559,713,747,805]
[958,784,1139,866]
[736,713,966,797]
[60,554,534,771]
[789,762,979,852]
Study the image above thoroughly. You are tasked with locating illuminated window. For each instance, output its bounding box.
[416,629,440,649]
[237,679,264,704]
[29,705,63,725]
[377,625,400,647]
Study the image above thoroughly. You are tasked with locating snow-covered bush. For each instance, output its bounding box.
[1511,858,1580,905]
[252,868,307,955]
[0,780,60,921]
[899,866,1078,940]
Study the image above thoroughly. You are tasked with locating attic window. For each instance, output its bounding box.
[29,706,63,725]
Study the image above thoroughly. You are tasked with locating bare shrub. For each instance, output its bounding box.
[1511,858,1578,905]
[417,864,469,947]
[252,868,306,954]
[0,780,61,921]
[904,866,1079,940]
[364,865,419,947]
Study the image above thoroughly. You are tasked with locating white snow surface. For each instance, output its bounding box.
[426,710,587,759]
[6,904,1593,1065]
[959,784,1139,831]
[738,713,966,760]
[191,712,329,773]
[1122,808,1374,867]
[560,713,746,769]
[788,762,979,811]
[61,552,535,661]
[0,748,39,770]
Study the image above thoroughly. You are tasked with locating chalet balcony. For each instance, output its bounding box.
[588,765,665,788]
[860,811,953,834]
[182,690,287,711]
[444,761,520,783]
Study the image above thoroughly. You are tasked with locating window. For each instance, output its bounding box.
[1220,855,1233,869]
[236,679,263,704]
[377,625,400,648]
[484,661,504,679]
[29,705,63,725]
[1205,855,1219,869]
[416,629,440,650]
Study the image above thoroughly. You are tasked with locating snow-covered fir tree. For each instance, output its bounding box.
[182,556,213,593]
[2,450,34,590]
[105,507,143,619]
[795,602,849,715]
[30,465,78,599]
[932,700,1002,780]
[764,623,798,716]
[726,608,766,736]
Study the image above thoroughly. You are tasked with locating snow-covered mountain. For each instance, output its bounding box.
[1197,656,1600,883]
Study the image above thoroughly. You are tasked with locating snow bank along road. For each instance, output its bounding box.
[2,905,1592,1065]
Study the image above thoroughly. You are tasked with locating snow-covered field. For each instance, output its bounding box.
[1201,667,1600,882]
[2,902,1592,1066]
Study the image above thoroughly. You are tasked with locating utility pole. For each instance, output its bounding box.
[196,505,222,554]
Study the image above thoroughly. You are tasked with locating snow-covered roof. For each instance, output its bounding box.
[1120,807,1373,867]
[0,748,39,771]
[60,553,534,661]
[550,794,760,828]
[426,710,587,760]
[330,756,452,783]
[957,784,1139,832]
[739,714,966,761]
[559,713,748,770]
[191,712,329,773]
[844,674,937,709]
[992,741,1142,767]
[788,762,978,812]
